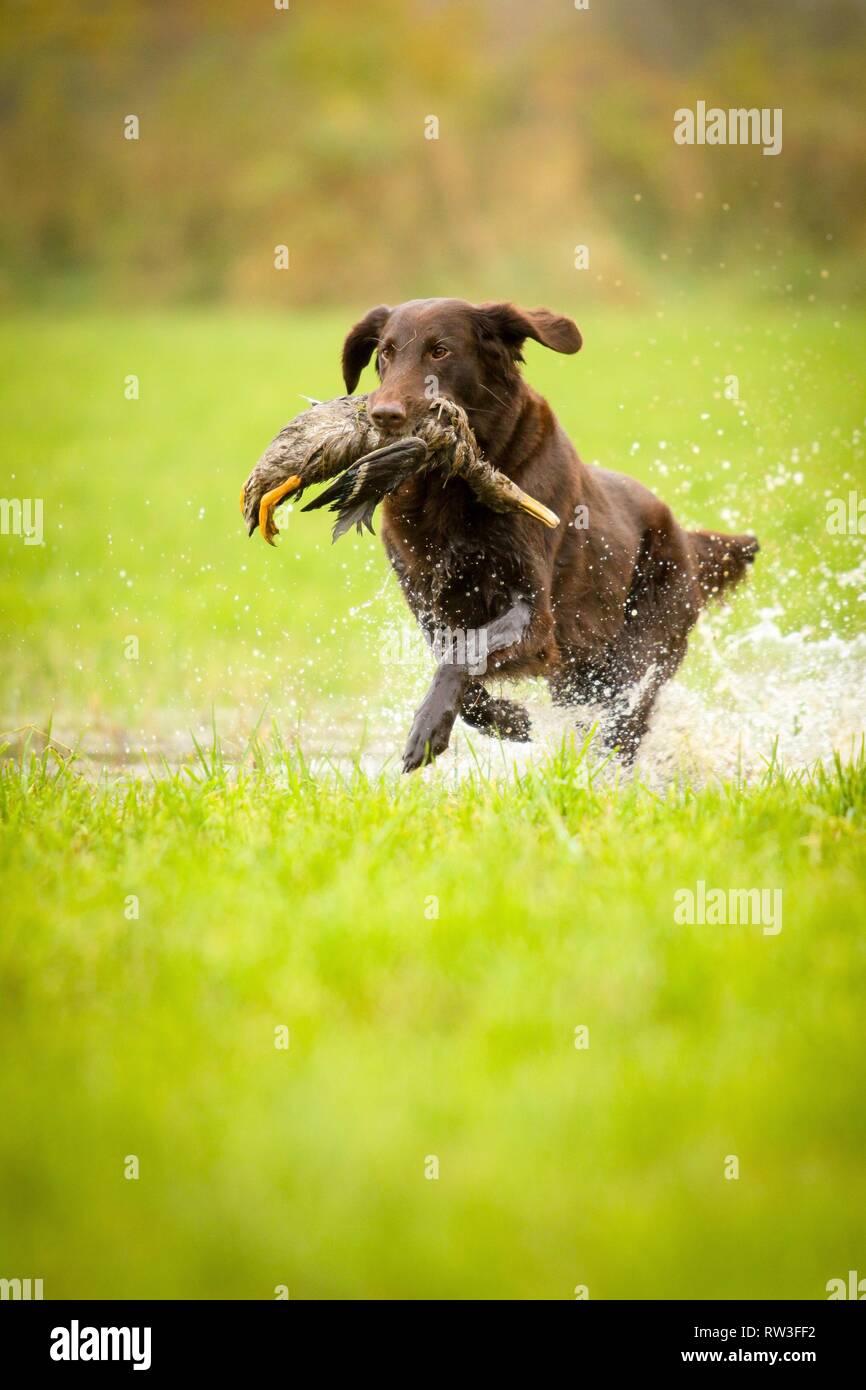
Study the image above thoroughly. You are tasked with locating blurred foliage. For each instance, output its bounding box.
[0,0,864,308]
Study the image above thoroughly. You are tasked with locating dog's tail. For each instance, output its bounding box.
[689,529,760,604]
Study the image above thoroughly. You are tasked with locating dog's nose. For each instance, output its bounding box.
[370,402,408,431]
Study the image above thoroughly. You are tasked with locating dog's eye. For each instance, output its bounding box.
[430,344,450,360]
[379,345,393,364]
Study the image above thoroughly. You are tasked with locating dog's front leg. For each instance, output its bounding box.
[401,599,532,773]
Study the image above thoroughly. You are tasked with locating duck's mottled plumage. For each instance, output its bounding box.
[240,395,559,545]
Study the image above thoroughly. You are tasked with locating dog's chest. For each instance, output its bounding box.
[383,480,523,624]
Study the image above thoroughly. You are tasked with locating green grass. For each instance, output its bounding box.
[1,740,865,1299]
[1,302,864,1298]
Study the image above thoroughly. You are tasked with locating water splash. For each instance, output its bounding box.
[251,611,866,786]
[6,611,863,786]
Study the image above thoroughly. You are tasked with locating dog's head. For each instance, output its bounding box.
[341,298,581,437]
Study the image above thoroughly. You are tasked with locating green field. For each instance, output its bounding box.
[1,303,865,1298]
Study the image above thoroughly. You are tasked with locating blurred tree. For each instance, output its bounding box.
[0,0,862,307]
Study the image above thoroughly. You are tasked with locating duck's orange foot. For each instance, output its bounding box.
[258,475,302,545]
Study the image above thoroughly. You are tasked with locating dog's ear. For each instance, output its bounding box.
[475,303,582,359]
[342,305,391,392]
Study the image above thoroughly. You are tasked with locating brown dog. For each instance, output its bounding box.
[341,298,758,772]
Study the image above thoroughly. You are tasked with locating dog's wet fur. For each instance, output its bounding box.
[341,298,759,772]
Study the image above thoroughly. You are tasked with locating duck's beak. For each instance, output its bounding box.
[257,475,303,545]
[515,491,560,529]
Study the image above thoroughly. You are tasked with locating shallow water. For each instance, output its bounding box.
[8,611,864,787]
[375,615,866,786]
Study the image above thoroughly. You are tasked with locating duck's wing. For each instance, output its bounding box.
[301,438,429,541]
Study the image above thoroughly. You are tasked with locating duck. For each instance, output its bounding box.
[240,395,559,545]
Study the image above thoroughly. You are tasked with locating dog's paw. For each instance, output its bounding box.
[402,705,458,773]
[601,714,644,766]
[461,694,531,742]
